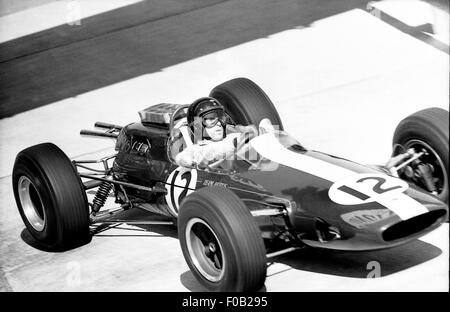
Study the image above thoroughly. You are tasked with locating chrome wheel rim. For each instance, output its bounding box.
[18,176,46,232]
[403,139,448,197]
[185,218,225,282]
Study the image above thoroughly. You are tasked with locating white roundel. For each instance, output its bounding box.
[165,167,197,217]
[328,173,409,206]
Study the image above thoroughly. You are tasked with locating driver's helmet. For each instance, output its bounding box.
[187,97,227,143]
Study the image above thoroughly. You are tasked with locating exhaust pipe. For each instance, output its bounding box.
[80,129,118,138]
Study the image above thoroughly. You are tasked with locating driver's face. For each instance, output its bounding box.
[201,110,227,128]
[204,122,223,141]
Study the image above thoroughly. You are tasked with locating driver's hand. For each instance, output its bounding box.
[195,159,210,170]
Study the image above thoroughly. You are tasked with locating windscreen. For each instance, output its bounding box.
[229,130,306,172]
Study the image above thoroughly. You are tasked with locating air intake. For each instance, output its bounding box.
[382,209,447,242]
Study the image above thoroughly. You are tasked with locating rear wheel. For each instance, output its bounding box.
[392,108,449,205]
[178,186,267,291]
[210,77,284,130]
[12,143,90,250]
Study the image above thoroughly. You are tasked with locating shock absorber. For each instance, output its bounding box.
[92,182,113,214]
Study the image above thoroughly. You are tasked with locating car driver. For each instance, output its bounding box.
[175,97,257,168]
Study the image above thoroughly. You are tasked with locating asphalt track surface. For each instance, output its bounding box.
[0,0,448,291]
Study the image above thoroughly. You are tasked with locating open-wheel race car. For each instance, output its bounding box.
[12,78,449,292]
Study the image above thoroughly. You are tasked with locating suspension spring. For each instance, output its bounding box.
[92,182,113,213]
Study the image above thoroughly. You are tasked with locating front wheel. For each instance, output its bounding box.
[12,143,90,250]
[178,186,267,292]
[210,77,284,130]
[392,107,449,205]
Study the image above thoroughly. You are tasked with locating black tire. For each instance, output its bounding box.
[393,108,449,205]
[12,143,90,250]
[210,77,284,130]
[178,186,267,292]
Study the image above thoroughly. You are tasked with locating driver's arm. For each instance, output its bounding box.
[175,145,203,168]
[175,143,216,168]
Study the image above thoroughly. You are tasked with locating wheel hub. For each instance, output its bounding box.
[208,242,216,253]
[18,176,46,232]
[185,218,225,282]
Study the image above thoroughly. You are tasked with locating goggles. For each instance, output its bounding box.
[201,110,227,128]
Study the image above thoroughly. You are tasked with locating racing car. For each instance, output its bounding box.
[12,78,449,292]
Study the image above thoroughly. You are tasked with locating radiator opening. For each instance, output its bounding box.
[382,209,447,242]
